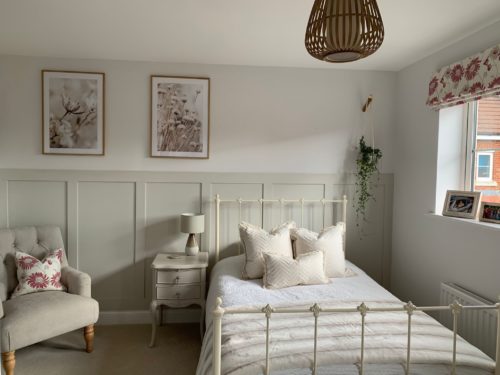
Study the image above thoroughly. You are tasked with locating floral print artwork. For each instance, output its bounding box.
[48,77,98,149]
[151,77,209,158]
[12,249,66,298]
[427,44,500,110]
[156,82,203,153]
[43,71,104,155]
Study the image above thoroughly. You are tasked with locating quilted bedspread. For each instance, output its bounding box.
[196,256,495,375]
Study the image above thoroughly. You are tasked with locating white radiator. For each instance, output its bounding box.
[440,282,497,359]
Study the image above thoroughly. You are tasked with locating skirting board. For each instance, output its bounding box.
[98,309,201,325]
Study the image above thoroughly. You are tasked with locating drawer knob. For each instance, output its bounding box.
[175,276,180,284]
[175,292,181,299]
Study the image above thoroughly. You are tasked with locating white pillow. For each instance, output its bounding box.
[291,225,345,277]
[263,251,328,289]
[239,221,295,279]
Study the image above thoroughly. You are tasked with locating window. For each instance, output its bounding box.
[464,96,500,202]
[476,152,493,181]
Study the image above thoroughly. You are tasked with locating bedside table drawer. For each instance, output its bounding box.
[156,285,201,300]
[157,269,201,284]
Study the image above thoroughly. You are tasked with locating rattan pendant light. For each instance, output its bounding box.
[305,0,384,63]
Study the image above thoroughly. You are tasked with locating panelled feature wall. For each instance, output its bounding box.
[0,169,393,319]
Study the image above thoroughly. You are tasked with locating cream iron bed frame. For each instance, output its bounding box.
[211,194,500,375]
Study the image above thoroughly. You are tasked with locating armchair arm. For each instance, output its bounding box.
[61,266,92,298]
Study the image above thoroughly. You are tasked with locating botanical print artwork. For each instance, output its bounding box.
[151,76,210,158]
[157,83,203,152]
[43,71,104,155]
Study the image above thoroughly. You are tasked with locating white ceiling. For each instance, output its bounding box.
[1,0,500,71]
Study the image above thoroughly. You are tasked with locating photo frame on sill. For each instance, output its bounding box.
[42,70,105,155]
[479,202,500,224]
[151,76,210,159]
[442,190,482,219]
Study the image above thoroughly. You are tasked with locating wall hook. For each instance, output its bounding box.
[362,95,373,112]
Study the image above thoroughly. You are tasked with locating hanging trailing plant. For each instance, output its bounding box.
[355,136,382,223]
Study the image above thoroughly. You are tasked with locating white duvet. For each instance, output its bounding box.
[196,255,495,375]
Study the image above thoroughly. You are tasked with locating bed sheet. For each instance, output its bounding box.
[197,255,494,375]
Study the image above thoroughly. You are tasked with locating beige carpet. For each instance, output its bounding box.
[13,324,201,375]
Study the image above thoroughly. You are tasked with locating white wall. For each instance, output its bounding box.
[0,54,397,322]
[0,55,396,174]
[392,21,500,305]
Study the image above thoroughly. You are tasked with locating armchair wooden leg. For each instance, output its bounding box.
[2,351,15,375]
[84,325,95,353]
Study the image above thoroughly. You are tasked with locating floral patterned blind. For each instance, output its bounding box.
[426,44,500,110]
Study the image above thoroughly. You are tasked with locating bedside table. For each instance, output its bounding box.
[149,252,208,347]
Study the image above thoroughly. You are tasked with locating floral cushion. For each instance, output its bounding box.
[11,249,66,298]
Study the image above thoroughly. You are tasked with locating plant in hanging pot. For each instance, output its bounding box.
[355,136,382,224]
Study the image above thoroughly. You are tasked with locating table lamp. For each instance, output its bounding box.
[180,213,205,256]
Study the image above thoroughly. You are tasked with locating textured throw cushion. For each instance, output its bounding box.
[11,249,66,298]
[239,221,295,279]
[291,225,345,277]
[263,251,328,289]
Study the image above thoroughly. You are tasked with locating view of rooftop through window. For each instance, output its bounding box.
[473,96,500,202]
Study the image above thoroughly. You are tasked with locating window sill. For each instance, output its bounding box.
[426,213,500,232]
[475,181,498,187]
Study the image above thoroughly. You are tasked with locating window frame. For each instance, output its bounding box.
[463,101,477,191]
[464,99,500,190]
[476,151,494,182]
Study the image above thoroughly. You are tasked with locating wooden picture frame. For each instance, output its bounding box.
[479,202,500,224]
[442,190,482,219]
[42,70,105,155]
[151,76,210,159]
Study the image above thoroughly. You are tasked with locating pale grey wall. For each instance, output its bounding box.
[0,54,397,174]
[392,20,500,305]
[0,170,393,315]
[0,54,397,321]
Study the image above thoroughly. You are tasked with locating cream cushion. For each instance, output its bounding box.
[239,221,295,279]
[12,249,66,297]
[263,251,328,289]
[291,225,345,277]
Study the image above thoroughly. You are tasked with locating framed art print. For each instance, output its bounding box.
[442,190,482,219]
[42,70,105,155]
[151,76,210,159]
[479,202,500,224]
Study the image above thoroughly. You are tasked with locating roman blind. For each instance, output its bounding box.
[426,44,500,110]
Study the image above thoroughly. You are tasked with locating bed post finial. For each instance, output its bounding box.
[215,297,223,311]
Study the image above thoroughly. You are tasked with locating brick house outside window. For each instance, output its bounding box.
[475,96,500,203]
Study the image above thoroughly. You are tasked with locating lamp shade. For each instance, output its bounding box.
[305,0,384,63]
[180,213,205,234]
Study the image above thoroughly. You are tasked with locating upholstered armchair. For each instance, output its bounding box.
[0,226,99,375]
